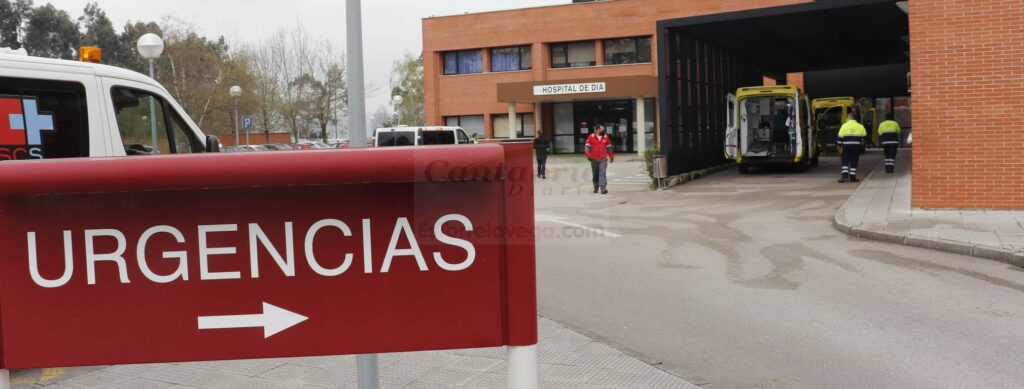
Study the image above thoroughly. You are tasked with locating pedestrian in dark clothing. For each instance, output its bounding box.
[534,130,550,179]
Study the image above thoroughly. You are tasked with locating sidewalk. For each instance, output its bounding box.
[15,317,697,389]
[834,150,1024,266]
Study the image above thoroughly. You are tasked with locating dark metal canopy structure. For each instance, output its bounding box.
[660,0,909,76]
[656,0,909,176]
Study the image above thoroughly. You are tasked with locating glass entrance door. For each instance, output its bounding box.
[573,100,634,153]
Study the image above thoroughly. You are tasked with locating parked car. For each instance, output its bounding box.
[294,141,332,150]
[326,139,350,149]
[262,143,295,151]
[373,126,472,147]
[224,145,271,152]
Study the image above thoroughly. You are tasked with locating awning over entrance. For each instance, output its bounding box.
[658,0,909,75]
[497,76,657,103]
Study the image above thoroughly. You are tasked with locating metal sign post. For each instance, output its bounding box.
[241,115,255,146]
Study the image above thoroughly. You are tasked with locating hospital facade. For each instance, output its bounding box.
[422,0,811,155]
[421,0,1024,209]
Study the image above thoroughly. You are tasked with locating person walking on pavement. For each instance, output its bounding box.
[533,130,551,179]
[838,111,868,183]
[585,125,615,194]
[878,114,902,174]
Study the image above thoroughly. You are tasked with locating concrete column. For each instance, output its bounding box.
[509,102,518,139]
[654,97,661,148]
[636,96,646,157]
[534,102,543,137]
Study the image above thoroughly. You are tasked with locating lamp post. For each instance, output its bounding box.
[347,0,367,148]
[137,33,164,79]
[137,33,164,153]
[391,95,404,126]
[230,86,242,146]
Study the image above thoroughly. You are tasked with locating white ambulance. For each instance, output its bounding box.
[0,47,219,161]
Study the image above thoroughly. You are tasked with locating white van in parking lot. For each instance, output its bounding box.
[0,47,218,161]
[373,126,472,147]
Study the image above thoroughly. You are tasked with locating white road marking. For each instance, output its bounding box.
[535,214,623,238]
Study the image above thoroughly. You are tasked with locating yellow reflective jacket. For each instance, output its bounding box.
[838,119,868,139]
[878,120,901,134]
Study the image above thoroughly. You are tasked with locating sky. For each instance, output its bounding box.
[46,0,565,117]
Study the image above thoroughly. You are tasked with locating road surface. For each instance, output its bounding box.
[535,152,1024,388]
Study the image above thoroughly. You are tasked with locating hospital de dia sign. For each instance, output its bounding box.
[533,82,607,96]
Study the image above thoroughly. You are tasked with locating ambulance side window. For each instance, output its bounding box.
[167,108,201,154]
[111,87,170,155]
[0,76,89,160]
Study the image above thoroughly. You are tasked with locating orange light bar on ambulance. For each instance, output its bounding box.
[79,47,101,63]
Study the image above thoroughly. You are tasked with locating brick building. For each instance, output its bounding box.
[422,0,1024,209]
[909,0,1024,209]
[423,0,808,156]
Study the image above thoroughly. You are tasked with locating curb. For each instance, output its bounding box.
[832,161,1024,267]
[660,163,735,189]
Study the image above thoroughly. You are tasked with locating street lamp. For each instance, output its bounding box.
[137,33,164,153]
[136,33,164,79]
[230,86,242,146]
[391,95,404,126]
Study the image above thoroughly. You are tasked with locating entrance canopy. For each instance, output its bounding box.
[655,0,909,176]
[657,0,909,75]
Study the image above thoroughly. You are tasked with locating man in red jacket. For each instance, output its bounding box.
[585,125,615,194]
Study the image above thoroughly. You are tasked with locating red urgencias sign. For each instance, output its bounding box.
[0,143,536,369]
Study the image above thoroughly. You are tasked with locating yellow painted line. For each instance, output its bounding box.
[8,367,65,385]
[42,367,65,381]
[9,377,36,385]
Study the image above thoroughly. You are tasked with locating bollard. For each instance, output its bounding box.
[507,345,538,389]
[356,354,379,389]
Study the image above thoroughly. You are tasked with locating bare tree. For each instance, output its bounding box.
[390,52,424,125]
[301,40,346,142]
[253,24,349,143]
[270,25,315,143]
[158,18,242,132]
[241,43,282,143]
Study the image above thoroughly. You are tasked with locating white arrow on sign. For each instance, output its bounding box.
[197,302,308,338]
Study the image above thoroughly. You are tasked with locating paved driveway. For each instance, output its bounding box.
[535,151,1024,388]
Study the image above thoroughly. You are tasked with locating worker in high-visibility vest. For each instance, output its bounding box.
[837,111,868,183]
[878,113,902,174]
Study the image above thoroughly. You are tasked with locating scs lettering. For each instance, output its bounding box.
[0,96,55,161]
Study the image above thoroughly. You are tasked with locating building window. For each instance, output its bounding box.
[491,46,532,72]
[603,37,651,65]
[443,50,483,75]
[550,41,596,68]
[492,113,535,138]
[444,115,485,140]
